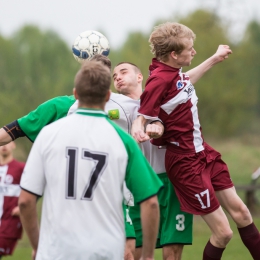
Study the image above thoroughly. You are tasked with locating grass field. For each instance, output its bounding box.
[6,138,260,259]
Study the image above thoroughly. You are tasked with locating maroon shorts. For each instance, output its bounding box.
[0,237,19,256]
[165,143,234,215]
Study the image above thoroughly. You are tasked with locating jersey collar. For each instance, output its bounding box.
[76,108,108,118]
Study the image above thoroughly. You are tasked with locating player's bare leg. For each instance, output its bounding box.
[201,206,233,259]
[216,187,252,227]
[124,238,135,260]
[202,206,233,247]
[216,187,260,259]
[162,244,184,260]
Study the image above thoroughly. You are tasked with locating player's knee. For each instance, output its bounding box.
[238,203,252,222]
[232,203,252,225]
[215,229,233,247]
[224,229,233,244]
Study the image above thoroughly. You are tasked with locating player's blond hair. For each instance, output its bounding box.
[74,60,111,106]
[149,22,196,62]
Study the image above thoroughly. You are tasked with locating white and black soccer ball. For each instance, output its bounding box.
[72,30,110,63]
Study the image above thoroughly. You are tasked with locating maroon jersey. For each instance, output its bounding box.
[0,160,25,239]
[138,58,204,154]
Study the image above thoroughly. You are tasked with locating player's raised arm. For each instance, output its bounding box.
[186,45,232,85]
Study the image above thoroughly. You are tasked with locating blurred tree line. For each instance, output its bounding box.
[0,9,259,156]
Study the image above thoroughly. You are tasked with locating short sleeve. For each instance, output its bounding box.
[17,96,75,142]
[138,76,167,119]
[20,131,46,196]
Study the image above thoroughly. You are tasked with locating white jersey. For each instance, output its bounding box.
[106,93,166,174]
[20,108,162,260]
[68,94,148,206]
[68,93,166,207]
[68,93,138,134]
[69,93,166,174]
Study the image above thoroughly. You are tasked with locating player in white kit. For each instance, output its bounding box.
[18,60,163,260]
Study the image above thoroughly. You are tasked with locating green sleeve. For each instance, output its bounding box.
[17,95,76,142]
[107,119,163,204]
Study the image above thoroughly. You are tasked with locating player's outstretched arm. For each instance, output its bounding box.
[139,195,159,260]
[186,45,232,85]
[0,128,13,146]
[19,190,39,258]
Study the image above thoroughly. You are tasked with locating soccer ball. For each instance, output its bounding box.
[72,30,110,63]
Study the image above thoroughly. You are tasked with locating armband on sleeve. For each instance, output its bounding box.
[3,120,25,140]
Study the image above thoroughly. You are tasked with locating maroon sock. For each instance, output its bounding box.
[203,240,225,260]
[238,222,260,259]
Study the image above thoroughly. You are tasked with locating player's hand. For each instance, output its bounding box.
[131,115,150,143]
[146,122,164,139]
[132,129,150,143]
[214,45,232,61]
[11,206,20,216]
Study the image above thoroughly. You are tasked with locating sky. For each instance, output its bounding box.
[0,0,259,49]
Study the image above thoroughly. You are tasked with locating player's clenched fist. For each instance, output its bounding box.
[146,121,164,139]
[214,44,232,61]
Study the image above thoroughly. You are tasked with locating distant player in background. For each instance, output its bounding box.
[18,60,162,260]
[0,142,25,258]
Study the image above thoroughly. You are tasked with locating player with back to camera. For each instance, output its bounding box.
[0,142,25,259]
[0,54,146,260]
[18,60,163,260]
[112,61,193,260]
[131,22,260,260]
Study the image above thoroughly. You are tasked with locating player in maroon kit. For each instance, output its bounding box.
[0,142,25,258]
[132,22,260,260]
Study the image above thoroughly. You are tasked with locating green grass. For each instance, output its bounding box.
[7,139,260,259]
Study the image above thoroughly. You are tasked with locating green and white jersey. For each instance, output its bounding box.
[68,93,166,174]
[17,93,165,209]
[20,108,162,260]
[69,93,151,206]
